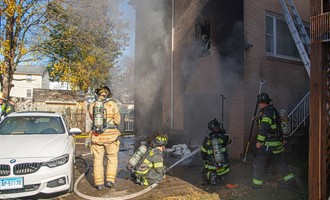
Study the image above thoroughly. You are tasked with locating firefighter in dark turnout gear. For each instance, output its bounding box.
[201,118,231,185]
[252,93,295,189]
[133,135,168,186]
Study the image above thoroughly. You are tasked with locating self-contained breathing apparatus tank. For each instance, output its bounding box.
[128,144,148,172]
[279,109,290,137]
[93,100,106,133]
[211,138,224,167]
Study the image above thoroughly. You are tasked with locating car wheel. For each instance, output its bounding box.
[68,163,75,193]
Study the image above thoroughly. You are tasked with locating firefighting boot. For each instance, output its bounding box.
[209,172,217,186]
[95,185,104,191]
[218,174,226,183]
[105,181,114,188]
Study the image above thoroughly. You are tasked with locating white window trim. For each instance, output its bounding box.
[265,14,308,62]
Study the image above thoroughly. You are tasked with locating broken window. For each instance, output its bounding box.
[196,19,211,56]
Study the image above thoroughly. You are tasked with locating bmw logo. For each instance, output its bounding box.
[10,159,16,164]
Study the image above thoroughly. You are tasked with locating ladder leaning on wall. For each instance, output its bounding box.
[279,0,310,136]
[280,0,311,77]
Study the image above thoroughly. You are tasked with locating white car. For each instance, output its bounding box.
[0,111,81,199]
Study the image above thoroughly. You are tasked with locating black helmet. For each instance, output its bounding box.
[95,85,112,97]
[208,118,221,132]
[258,92,272,103]
[152,134,168,147]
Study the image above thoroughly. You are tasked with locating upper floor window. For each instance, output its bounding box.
[266,15,309,60]
[196,19,211,57]
[27,74,32,82]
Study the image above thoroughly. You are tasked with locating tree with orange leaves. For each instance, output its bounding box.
[0,0,55,99]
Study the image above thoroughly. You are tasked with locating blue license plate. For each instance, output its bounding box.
[0,177,23,190]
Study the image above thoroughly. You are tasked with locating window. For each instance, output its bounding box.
[196,19,211,57]
[27,74,32,82]
[27,89,32,98]
[266,15,309,59]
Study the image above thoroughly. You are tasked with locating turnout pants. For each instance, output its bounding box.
[253,148,294,186]
[202,162,230,182]
[91,129,120,186]
[135,170,165,186]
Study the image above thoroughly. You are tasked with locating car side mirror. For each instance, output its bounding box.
[69,128,82,135]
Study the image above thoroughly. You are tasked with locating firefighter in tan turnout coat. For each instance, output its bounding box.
[88,85,121,190]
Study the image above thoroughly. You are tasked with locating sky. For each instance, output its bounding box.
[119,0,136,58]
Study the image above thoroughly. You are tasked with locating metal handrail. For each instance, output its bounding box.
[124,114,134,132]
[288,91,310,136]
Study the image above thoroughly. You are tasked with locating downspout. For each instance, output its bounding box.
[170,0,174,129]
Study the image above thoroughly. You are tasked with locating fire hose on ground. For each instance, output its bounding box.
[73,147,200,200]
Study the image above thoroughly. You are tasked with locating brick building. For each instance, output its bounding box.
[131,0,309,159]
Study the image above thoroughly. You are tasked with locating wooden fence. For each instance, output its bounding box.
[63,107,86,133]
[15,101,134,134]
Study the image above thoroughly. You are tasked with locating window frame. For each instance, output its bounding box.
[265,14,309,61]
[26,89,32,98]
[195,19,211,57]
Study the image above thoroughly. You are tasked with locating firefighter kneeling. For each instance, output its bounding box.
[128,134,169,186]
[88,85,121,191]
[201,118,231,185]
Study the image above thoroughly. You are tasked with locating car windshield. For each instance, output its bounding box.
[0,116,65,135]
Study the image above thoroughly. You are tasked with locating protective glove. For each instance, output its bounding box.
[164,166,170,174]
[252,116,259,122]
[206,155,214,162]
[126,164,135,172]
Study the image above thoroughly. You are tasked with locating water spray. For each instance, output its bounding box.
[168,147,199,170]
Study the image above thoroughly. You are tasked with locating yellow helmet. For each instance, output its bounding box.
[153,134,168,146]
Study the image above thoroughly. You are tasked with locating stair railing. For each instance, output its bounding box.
[288,91,310,136]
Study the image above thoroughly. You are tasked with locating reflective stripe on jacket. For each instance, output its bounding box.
[136,148,165,174]
[257,105,284,154]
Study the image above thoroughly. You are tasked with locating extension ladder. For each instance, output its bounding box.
[279,0,310,77]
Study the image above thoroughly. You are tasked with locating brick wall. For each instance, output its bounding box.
[243,0,310,158]
[134,0,309,159]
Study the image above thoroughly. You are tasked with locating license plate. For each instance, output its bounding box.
[0,177,23,190]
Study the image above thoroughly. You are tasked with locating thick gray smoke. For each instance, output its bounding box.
[134,1,245,147]
[182,21,244,145]
[134,0,170,139]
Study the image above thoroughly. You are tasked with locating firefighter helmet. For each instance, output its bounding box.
[258,92,272,103]
[152,134,168,147]
[95,85,112,98]
[208,118,221,132]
